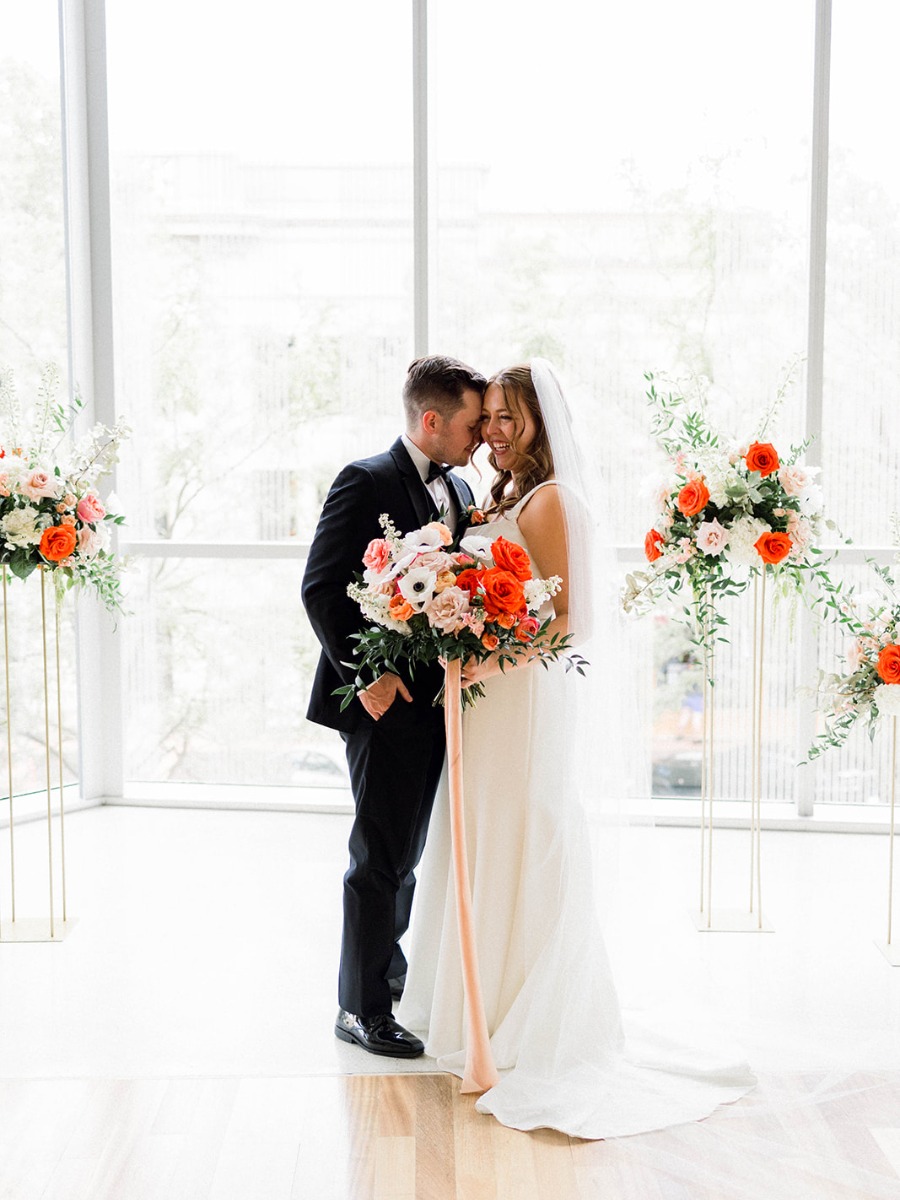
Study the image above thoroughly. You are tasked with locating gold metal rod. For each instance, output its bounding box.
[755,570,766,929]
[55,588,66,924]
[2,566,14,926]
[700,637,708,913]
[40,571,55,939]
[706,589,716,929]
[889,717,897,946]
[750,573,758,912]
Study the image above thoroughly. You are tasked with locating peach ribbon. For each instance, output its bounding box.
[444,657,500,1094]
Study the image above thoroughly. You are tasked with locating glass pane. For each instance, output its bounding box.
[432,0,813,546]
[0,6,77,815]
[106,1,414,543]
[122,556,348,789]
[824,0,900,547]
[0,4,67,374]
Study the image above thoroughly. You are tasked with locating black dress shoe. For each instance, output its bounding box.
[334,1009,424,1058]
[388,975,406,1000]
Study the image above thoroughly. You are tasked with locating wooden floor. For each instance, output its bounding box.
[2,1070,899,1200]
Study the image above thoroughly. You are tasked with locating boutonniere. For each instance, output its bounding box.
[463,503,486,526]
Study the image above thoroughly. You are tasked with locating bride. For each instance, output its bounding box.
[397,359,755,1139]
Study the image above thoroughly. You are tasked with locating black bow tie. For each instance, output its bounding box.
[426,461,452,483]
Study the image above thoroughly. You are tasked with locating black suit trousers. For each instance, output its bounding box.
[339,695,446,1017]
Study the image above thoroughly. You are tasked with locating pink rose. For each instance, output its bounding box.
[695,518,729,557]
[20,469,60,501]
[76,525,103,559]
[362,538,392,574]
[414,550,453,574]
[76,492,106,524]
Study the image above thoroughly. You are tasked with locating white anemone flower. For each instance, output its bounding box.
[397,566,437,610]
[459,534,495,562]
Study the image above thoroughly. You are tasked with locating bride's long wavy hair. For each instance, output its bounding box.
[484,365,555,515]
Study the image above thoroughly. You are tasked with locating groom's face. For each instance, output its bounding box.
[430,388,484,467]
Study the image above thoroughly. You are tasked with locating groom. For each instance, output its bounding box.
[302,355,486,1057]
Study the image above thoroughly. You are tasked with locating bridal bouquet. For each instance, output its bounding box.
[0,363,129,611]
[336,514,582,709]
[622,368,844,650]
[806,535,900,762]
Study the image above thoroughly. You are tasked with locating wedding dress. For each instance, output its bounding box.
[397,481,756,1138]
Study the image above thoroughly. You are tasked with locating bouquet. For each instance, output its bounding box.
[806,531,900,761]
[336,514,584,710]
[622,368,845,652]
[0,363,129,612]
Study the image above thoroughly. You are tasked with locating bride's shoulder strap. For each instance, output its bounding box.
[509,479,559,519]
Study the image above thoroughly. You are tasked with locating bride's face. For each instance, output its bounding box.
[481,383,537,475]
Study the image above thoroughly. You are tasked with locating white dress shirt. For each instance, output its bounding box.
[401,434,457,532]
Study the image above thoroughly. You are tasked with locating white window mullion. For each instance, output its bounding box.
[60,0,123,802]
[796,0,833,818]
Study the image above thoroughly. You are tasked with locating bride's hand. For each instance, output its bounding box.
[460,652,505,687]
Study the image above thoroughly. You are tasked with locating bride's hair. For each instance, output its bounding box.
[484,364,555,514]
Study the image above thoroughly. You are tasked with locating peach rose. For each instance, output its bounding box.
[0,474,10,498]
[491,536,532,581]
[481,633,500,651]
[676,478,710,517]
[876,644,900,685]
[434,570,458,593]
[644,529,665,562]
[389,593,415,621]
[76,492,106,524]
[363,538,392,574]
[39,524,78,563]
[480,567,526,618]
[424,586,470,634]
[496,612,516,629]
[425,521,453,546]
[754,531,792,565]
[745,442,779,477]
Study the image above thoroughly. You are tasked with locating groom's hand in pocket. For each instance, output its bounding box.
[358,672,413,720]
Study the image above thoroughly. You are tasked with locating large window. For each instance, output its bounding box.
[7,0,899,819]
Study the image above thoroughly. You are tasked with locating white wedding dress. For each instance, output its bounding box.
[398,485,755,1139]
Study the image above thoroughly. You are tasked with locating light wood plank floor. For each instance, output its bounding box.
[2,1071,900,1200]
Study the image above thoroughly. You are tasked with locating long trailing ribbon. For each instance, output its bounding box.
[444,657,500,1094]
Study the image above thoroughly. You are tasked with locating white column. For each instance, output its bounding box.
[60,0,123,802]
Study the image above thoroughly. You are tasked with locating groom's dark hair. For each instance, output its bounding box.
[403,356,486,425]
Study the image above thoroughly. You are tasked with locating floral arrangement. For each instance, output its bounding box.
[806,527,900,761]
[0,363,129,611]
[336,515,583,709]
[621,369,845,650]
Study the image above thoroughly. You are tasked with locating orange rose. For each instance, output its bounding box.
[676,478,710,517]
[481,633,500,651]
[480,567,526,618]
[455,567,485,597]
[491,536,532,581]
[39,524,77,563]
[745,442,780,477]
[389,593,415,621]
[645,529,665,562]
[754,531,792,564]
[496,612,516,629]
[876,644,900,685]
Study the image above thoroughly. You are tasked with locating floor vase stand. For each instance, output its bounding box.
[692,573,773,933]
[876,718,900,965]
[0,567,74,943]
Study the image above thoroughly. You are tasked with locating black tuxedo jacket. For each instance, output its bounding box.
[302,438,475,733]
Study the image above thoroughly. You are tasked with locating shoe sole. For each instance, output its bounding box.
[334,1025,424,1058]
